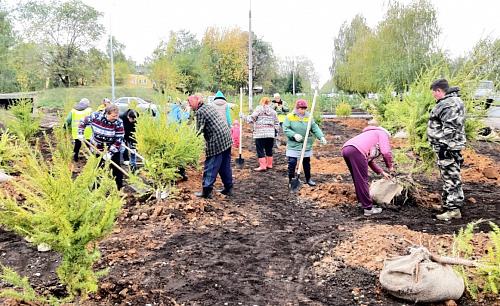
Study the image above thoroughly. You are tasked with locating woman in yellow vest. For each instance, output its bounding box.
[65,98,93,162]
[97,98,111,111]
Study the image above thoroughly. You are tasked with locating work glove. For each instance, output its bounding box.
[320,136,327,145]
[77,134,85,141]
[438,146,450,160]
[102,152,112,162]
[130,149,137,155]
[239,112,245,118]
[293,134,303,142]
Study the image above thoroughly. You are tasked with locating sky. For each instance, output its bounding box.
[5,0,500,87]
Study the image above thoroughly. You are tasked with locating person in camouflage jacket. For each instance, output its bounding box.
[188,94,234,199]
[427,78,466,221]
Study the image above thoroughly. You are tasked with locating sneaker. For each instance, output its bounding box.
[364,207,382,217]
[124,161,130,166]
[436,209,461,221]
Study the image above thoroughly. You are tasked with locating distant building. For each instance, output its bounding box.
[127,74,153,88]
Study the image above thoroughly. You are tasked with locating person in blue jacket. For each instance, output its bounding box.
[167,98,191,180]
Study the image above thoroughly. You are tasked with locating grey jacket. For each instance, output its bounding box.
[427,86,466,151]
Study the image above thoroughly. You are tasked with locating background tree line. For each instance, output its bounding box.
[0,0,313,96]
[0,0,498,97]
[330,0,500,95]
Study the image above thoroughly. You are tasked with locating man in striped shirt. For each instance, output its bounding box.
[78,104,125,190]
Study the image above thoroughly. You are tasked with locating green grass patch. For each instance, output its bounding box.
[37,86,159,109]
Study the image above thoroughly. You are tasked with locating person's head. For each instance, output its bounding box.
[214,90,225,101]
[188,94,204,110]
[105,104,120,122]
[102,98,111,107]
[75,98,90,110]
[233,120,239,127]
[295,99,307,116]
[430,78,449,100]
[260,97,271,105]
[127,109,139,123]
[273,93,281,102]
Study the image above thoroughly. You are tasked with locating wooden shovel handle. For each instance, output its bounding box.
[83,139,129,177]
[296,90,318,176]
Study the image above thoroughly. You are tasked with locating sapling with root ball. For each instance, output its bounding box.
[376,61,489,173]
[134,105,203,196]
[0,142,124,305]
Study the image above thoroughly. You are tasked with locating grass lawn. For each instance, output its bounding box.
[37,86,159,109]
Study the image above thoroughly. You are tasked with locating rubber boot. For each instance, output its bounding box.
[288,172,295,188]
[254,158,267,171]
[216,187,234,196]
[266,156,273,169]
[178,168,188,181]
[304,167,316,186]
[194,187,212,199]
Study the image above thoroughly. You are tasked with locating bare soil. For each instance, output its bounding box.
[1,116,500,305]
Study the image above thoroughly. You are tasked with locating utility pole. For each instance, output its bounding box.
[248,0,253,110]
[292,55,296,95]
[110,13,115,102]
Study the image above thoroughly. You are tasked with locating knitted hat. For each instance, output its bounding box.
[295,99,307,109]
[273,93,280,99]
[260,97,271,105]
[74,98,90,111]
[233,120,239,126]
[188,94,204,110]
[214,91,225,100]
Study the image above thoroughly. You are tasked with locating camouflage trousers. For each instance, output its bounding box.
[437,150,464,210]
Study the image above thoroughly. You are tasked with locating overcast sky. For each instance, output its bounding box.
[5,0,500,87]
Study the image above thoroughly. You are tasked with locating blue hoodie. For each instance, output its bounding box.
[167,104,190,124]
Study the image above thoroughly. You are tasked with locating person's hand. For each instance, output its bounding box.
[320,136,327,145]
[130,149,136,155]
[77,134,85,141]
[102,152,112,161]
[381,172,391,180]
[388,167,394,173]
[293,134,303,142]
[438,146,450,160]
[239,112,245,118]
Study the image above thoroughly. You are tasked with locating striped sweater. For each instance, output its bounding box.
[77,111,124,155]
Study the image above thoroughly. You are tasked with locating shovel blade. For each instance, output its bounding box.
[290,177,302,192]
[235,156,245,169]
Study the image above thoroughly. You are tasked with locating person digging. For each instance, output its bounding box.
[78,104,125,191]
[282,99,327,187]
[188,94,234,199]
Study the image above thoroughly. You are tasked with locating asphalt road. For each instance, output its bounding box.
[484,106,500,129]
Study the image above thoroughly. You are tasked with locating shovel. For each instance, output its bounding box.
[235,87,245,168]
[121,143,146,161]
[290,90,318,192]
[83,139,150,194]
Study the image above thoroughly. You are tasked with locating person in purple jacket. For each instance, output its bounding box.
[342,126,394,216]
